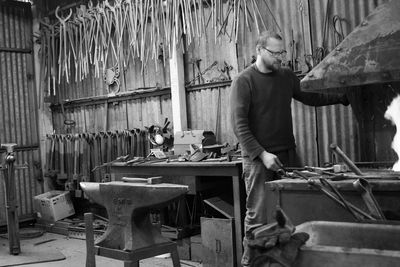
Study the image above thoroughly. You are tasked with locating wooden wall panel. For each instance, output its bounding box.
[187,83,236,146]
[53,93,173,134]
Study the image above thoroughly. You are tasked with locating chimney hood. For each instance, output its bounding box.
[301,0,400,91]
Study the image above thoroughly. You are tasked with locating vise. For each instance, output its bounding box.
[80,179,188,252]
[1,143,20,255]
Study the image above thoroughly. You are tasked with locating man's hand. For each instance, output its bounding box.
[340,94,350,106]
[259,151,283,171]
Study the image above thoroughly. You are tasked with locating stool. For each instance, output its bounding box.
[85,213,181,267]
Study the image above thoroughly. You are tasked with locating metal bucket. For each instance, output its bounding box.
[295,221,400,267]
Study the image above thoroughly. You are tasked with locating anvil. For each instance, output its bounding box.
[80,180,188,251]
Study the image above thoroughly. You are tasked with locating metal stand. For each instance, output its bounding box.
[1,143,20,255]
[84,213,181,267]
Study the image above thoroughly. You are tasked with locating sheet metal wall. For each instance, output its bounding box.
[0,2,42,225]
[234,0,388,165]
[309,0,388,164]
[49,0,393,166]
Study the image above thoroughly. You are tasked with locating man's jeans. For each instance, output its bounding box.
[241,149,300,266]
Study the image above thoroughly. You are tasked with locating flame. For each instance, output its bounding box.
[384,95,400,171]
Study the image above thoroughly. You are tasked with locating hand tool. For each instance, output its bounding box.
[319,178,364,221]
[332,15,346,46]
[80,134,90,183]
[122,176,163,184]
[55,6,73,83]
[293,170,374,221]
[330,143,363,176]
[353,178,386,220]
[91,155,129,172]
[58,135,68,182]
[1,143,20,255]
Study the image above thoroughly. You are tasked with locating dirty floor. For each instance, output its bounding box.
[0,232,202,267]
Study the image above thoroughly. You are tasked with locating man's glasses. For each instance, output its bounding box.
[262,47,287,58]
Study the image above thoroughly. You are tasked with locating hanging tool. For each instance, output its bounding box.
[55,6,73,83]
[189,58,205,85]
[313,0,331,65]
[186,61,218,86]
[298,1,313,73]
[353,178,386,220]
[332,15,346,46]
[58,136,68,182]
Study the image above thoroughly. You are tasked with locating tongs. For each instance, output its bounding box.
[293,170,375,221]
[353,178,386,220]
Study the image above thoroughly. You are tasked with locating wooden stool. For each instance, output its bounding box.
[84,213,181,267]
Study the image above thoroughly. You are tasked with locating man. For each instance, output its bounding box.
[229,30,349,266]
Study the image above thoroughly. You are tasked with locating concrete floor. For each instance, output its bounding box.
[1,232,202,267]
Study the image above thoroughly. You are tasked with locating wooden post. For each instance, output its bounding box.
[169,38,187,133]
[84,213,96,267]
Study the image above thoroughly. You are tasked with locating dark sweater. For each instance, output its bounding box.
[230,65,345,160]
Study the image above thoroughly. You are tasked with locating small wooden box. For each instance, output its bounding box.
[201,217,235,267]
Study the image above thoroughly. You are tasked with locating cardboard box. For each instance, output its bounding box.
[34,191,75,222]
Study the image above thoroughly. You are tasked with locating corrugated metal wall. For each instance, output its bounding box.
[308,0,388,164]
[0,2,42,225]
[47,0,392,166]
[233,0,389,165]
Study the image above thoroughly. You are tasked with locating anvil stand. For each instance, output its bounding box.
[82,180,186,267]
[85,213,181,267]
[1,143,21,255]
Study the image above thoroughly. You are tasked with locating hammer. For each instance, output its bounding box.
[122,176,163,184]
[330,144,363,176]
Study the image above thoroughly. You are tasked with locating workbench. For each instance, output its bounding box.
[110,160,245,266]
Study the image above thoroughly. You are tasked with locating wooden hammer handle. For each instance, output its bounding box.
[330,144,363,176]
